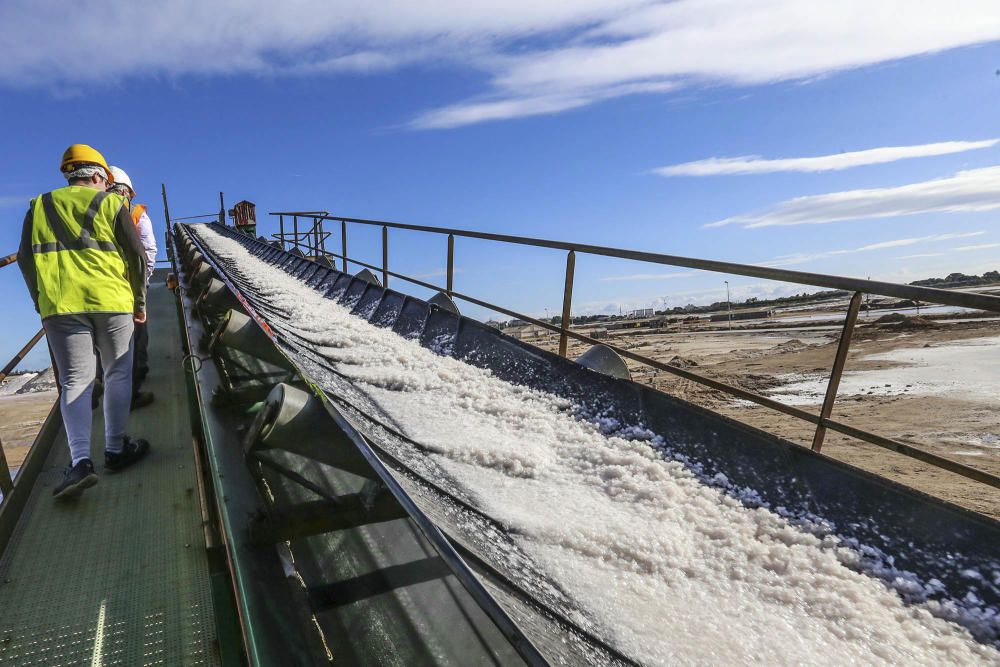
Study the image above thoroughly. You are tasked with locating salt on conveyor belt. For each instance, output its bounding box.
[196,226,999,666]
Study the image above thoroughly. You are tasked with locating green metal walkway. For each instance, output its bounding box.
[0,282,220,666]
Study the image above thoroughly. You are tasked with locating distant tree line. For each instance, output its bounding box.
[909,270,999,288]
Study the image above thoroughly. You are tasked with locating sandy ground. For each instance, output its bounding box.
[534,319,1000,519]
[0,391,58,473]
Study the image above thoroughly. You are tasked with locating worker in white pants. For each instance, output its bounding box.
[17,144,151,499]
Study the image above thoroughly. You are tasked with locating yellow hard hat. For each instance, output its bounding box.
[60,144,114,183]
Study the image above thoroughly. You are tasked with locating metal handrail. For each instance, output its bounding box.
[264,211,1000,494]
[271,211,1000,313]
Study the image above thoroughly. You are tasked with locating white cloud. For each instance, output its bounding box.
[1,1,999,127]
[599,271,696,282]
[764,232,985,266]
[654,140,999,177]
[707,166,1000,228]
[897,253,946,259]
[412,81,675,129]
[954,242,1000,251]
[426,0,1000,127]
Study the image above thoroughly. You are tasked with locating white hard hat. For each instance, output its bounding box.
[108,166,134,196]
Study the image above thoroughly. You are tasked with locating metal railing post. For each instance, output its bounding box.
[447,234,455,296]
[558,251,576,357]
[293,216,299,253]
[219,192,225,225]
[0,329,45,384]
[160,184,172,227]
[382,225,389,288]
[812,291,863,452]
[341,221,348,272]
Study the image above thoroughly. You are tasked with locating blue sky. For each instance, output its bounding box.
[1,1,999,369]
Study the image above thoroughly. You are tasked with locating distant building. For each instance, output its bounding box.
[627,308,654,319]
[709,309,774,322]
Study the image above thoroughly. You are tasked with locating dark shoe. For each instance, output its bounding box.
[130,391,155,411]
[53,459,98,499]
[105,437,150,473]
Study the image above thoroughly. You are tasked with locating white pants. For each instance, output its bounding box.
[44,313,134,465]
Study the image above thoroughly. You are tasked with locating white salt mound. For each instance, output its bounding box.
[0,373,35,396]
[197,226,999,666]
[16,368,56,394]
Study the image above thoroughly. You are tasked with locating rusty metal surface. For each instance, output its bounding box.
[558,250,575,358]
[812,291,864,452]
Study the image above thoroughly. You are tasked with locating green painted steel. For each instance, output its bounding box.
[0,281,221,666]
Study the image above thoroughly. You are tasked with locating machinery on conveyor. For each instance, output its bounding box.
[1,211,998,665]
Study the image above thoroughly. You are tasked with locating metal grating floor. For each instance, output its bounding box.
[0,282,220,666]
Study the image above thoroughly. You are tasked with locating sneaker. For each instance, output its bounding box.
[53,459,98,499]
[105,437,150,473]
[130,391,155,411]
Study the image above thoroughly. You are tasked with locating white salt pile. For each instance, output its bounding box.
[197,226,999,666]
[0,372,36,396]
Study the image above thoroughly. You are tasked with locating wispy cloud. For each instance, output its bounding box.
[764,232,984,266]
[707,166,1000,229]
[897,252,946,259]
[415,1,1000,127]
[599,271,696,282]
[2,2,1000,128]
[654,139,999,177]
[954,242,1000,252]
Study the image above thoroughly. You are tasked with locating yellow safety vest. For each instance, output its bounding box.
[29,186,134,318]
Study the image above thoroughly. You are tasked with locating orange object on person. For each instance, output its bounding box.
[130,204,147,226]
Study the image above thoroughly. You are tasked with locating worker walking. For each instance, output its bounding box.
[18,144,151,499]
[108,166,156,409]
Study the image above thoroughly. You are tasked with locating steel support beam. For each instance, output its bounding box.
[812,291,863,452]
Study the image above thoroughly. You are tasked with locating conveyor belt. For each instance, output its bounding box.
[183,222,1000,656]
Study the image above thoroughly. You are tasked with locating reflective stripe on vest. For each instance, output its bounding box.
[32,192,119,253]
[130,203,147,227]
[29,186,134,318]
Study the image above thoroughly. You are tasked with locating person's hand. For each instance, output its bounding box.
[134,310,147,324]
